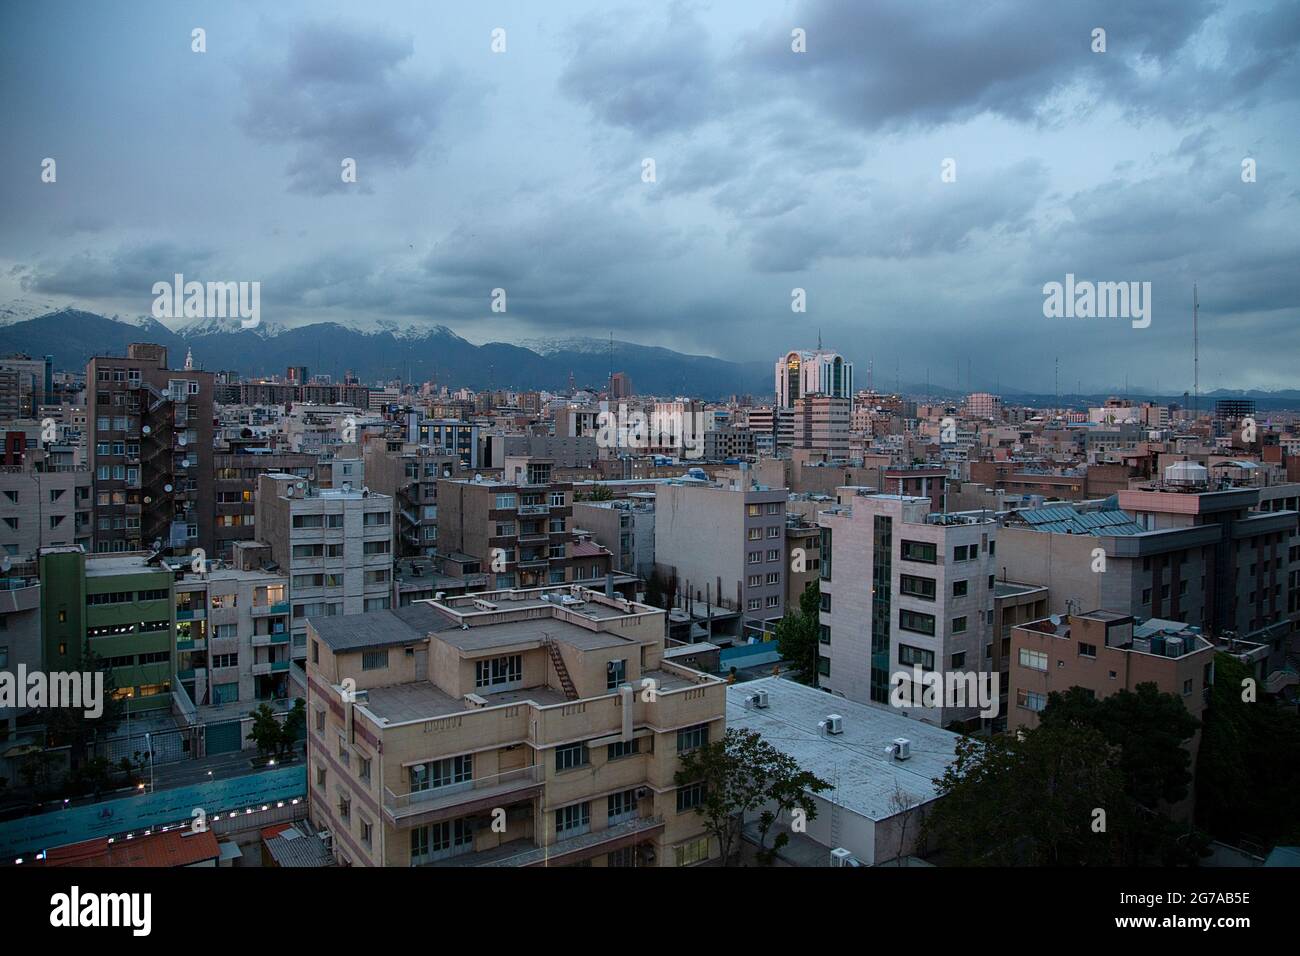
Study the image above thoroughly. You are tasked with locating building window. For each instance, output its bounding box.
[1016,689,1047,712]
[608,738,640,760]
[608,789,639,825]
[677,723,708,754]
[1019,647,1048,671]
[950,579,967,598]
[899,609,936,636]
[555,802,591,836]
[951,652,966,668]
[898,643,934,671]
[951,616,968,634]
[474,654,522,689]
[900,539,937,564]
[674,837,710,866]
[1078,642,1097,658]
[606,659,627,690]
[555,742,589,772]
[361,649,389,671]
[676,782,705,813]
[410,754,472,792]
[410,819,473,865]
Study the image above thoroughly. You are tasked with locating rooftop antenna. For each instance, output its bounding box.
[1192,283,1199,420]
[817,328,822,351]
[1055,356,1060,415]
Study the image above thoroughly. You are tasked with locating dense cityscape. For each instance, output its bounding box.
[3,0,1297,938]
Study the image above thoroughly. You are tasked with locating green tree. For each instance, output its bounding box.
[246,704,282,757]
[585,484,615,502]
[923,723,1129,865]
[774,580,820,686]
[44,643,125,771]
[675,726,830,865]
[277,698,307,756]
[1197,653,1300,846]
[1040,683,1200,809]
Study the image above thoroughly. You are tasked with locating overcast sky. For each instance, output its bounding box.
[2,0,1298,393]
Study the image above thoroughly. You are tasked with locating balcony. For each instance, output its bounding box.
[176,607,206,621]
[252,601,290,617]
[252,632,291,647]
[463,815,666,867]
[518,504,548,516]
[383,765,544,828]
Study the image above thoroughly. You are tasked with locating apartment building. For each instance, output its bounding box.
[38,547,175,714]
[988,581,1050,732]
[1009,611,1215,741]
[437,462,577,590]
[703,425,757,461]
[407,417,480,469]
[818,490,997,727]
[304,585,725,867]
[254,475,395,662]
[573,497,656,579]
[363,441,460,558]
[0,466,92,559]
[173,563,291,715]
[998,469,1300,666]
[0,564,42,741]
[785,513,822,610]
[792,395,851,459]
[213,449,318,560]
[654,480,789,635]
[86,343,215,555]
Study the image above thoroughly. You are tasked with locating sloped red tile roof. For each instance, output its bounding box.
[39,827,221,868]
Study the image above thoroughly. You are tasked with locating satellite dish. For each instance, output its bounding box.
[143,496,153,504]
[164,484,173,493]
[1,556,11,574]
[142,425,151,435]
[177,435,187,446]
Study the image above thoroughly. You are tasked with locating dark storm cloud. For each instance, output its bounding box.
[557,4,726,136]
[238,21,463,194]
[744,159,1050,272]
[739,0,1297,130]
[21,241,215,302]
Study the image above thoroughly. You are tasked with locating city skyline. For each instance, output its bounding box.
[1,0,1298,393]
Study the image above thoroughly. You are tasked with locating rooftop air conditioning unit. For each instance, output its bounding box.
[750,690,769,709]
[892,737,912,760]
[824,714,843,735]
[830,847,861,867]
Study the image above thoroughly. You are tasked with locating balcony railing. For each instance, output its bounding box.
[383,765,543,824]
[252,601,290,617]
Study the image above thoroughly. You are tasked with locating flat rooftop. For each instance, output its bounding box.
[726,677,960,821]
[84,554,172,577]
[361,667,697,724]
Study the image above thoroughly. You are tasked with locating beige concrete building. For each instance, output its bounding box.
[304,585,725,867]
[1009,610,1214,733]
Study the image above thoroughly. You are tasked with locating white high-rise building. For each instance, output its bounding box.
[774,349,854,410]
